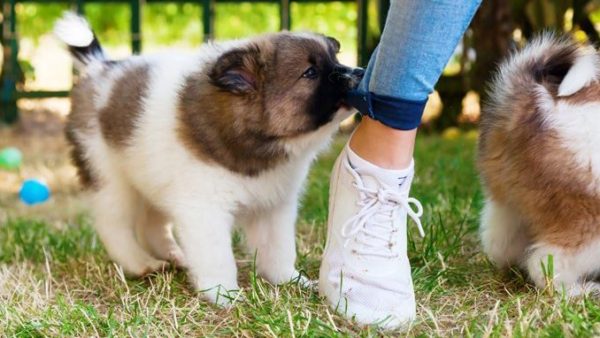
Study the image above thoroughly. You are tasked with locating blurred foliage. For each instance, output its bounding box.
[523,0,570,29]
[8,0,600,129]
[14,1,358,55]
[292,2,357,55]
[432,0,600,130]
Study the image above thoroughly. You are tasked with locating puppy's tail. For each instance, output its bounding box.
[485,34,599,121]
[54,12,107,71]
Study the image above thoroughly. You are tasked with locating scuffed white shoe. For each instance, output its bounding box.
[319,145,424,330]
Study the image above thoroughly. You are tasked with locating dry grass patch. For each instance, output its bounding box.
[2,112,600,336]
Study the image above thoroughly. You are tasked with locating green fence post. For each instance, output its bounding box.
[0,0,370,116]
[356,0,368,66]
[378,0,389,31]
[131,0,142,53]
[75,0,85,14]
[280,0,290,31]
[0,0,3,49]
[0,0,18,123]
[202,0,214,42]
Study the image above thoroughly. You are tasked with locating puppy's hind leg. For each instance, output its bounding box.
[526,241,600,297]
[91,180,167,277]
[135,202,186,268]
[480,198,530,268]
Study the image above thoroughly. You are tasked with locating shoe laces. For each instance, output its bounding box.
[340,159,424,259]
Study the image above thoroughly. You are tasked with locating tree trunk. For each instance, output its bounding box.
[471,0,514,101]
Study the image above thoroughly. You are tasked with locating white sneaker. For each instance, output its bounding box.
[319,145,424,330]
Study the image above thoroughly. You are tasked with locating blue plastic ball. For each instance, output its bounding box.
[19,179,50,205]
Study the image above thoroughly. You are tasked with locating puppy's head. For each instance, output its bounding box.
[179,32,362,175]
[209,32,363,137]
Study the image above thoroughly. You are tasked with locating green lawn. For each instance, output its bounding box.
[2,133,600,336]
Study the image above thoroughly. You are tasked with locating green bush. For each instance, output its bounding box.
[14,1,358,55]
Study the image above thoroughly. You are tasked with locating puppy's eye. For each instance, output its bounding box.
[302,66,318,79]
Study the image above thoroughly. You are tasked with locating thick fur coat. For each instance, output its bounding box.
[479,34,600,295]
[55,13,362,304]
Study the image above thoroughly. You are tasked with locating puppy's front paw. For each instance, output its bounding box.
[167,247,187,268]
[121,257,169,278]
[290,271,317,291]
[201,284,243,307]
[565,282,600,297]
[262,268,316,290]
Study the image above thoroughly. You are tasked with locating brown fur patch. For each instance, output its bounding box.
[177,33,347,176]
[66,76,100,189]
[178,65,289,177]
[99,63,150,147]
[479,87,600,249]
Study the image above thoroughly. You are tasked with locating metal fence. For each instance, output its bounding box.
[0,0,376,122]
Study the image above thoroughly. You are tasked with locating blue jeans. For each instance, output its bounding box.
[348,0,482,130]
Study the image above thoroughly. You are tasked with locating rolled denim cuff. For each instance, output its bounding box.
[347,90,427,130]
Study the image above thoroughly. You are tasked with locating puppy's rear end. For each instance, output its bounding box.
[57,13,183,277]
[478,34,600,295]
[56,14,149,188]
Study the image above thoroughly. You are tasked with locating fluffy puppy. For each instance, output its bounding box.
[478,34,600,296]
[54,13,362,304]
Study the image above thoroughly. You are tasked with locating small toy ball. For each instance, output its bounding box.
[19,179,51,205]
[442,127,461,140]
[0,147,22,170]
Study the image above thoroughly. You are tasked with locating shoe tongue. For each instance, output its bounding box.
[346,145,414,193]
[357,167,413,193]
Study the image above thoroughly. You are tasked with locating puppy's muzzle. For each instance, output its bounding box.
[330,66,365,91]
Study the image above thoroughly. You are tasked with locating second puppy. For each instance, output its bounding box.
[479,34,600,295]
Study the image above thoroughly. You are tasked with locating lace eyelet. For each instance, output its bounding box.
[340,165,425,258]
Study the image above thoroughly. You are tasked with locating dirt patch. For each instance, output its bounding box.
[0,108,86,224]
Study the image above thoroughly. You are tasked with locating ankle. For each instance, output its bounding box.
[349,117,416,170]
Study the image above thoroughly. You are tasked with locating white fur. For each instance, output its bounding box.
[526,242,600,296]
[93,66,124,111]
[550,101,600,193]
[54,12,94,47]
[558,48,600,97]
[481,198,600,296]
[480,198,529,268]
[72,40,348,304]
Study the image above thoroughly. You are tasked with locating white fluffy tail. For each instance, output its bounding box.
[54,12,106,70]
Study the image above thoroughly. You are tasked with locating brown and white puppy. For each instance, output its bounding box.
[478,34,600,296]
[54,13,362,304]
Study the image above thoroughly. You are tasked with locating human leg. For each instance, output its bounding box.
[321,0,482,330]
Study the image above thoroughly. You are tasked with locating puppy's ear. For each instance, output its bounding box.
[210,45,262,95]
[326,36,340,53]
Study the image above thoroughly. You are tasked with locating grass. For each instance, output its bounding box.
[2,129,600,337]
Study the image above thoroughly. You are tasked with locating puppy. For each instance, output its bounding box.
[478,34,600,296]
[54,13,362,304]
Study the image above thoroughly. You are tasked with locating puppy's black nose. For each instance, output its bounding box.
[330,65,364,90]
[333,65,349,75]
[352,67,365,79]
